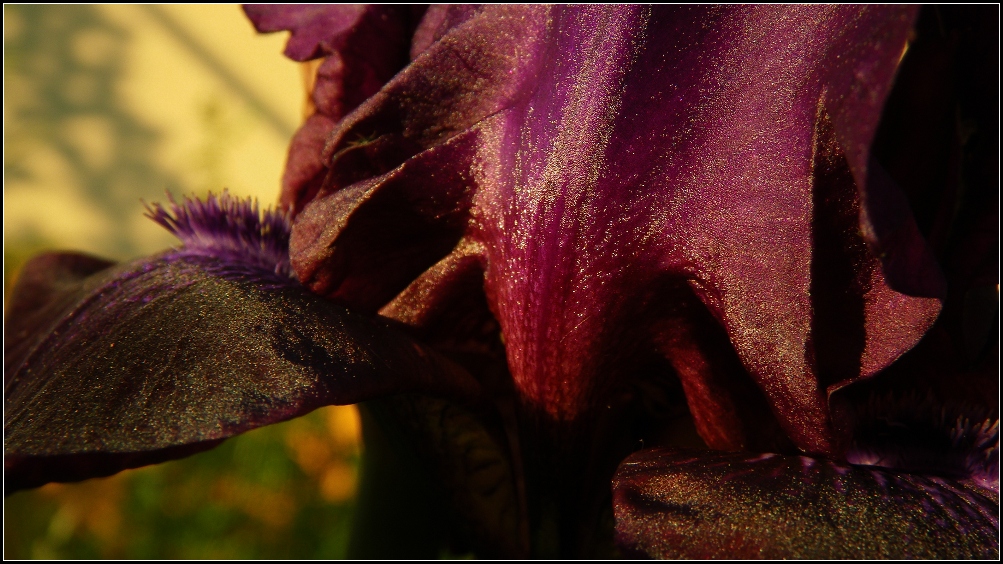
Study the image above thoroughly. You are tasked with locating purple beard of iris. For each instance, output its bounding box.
[4,5,999,559]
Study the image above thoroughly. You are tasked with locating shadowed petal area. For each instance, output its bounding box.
[613,448,999,559]
[244,5,421,213]
[351,394,526,558]
[4,252,115,386]
[291,126,484,312]
[286,6,945,459]
[4,196,481,494]
[282,5,996,467]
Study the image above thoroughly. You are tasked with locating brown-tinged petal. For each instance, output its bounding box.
[4,194,481,493]
[613,448,999,559]
[288,6,951,457]
[244,5,420,212]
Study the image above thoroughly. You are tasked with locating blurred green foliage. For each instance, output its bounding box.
[4,408,361,559]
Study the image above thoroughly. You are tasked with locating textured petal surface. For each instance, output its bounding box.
[4,251,479,493]
[4,195,480,493]
[4,252,115,385]
[244,5,419,212]
[612,448,999,559]
[291,6,939,456]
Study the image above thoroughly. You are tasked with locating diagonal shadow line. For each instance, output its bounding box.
[141,5,297,140]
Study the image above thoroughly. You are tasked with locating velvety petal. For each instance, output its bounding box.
[4,252,115,385]
[830,5,999,470]
[471,7,934,453]
[810,109,943,395]
[306,6,416,117]
[4,196,481,493]
[288,4,551,267]
[831,285,999,490]
[290,6,943,456]
[291,126,484,312]
[378,238,487,330]
[280,112,337,213]
[408,5,480,61]
[312,5,551,198]
[245,5,418,212]
[613,448,999,559]
[244,5,364,61]
[818,10,948,300]
[243,5,409,65]
[649,286,794,454]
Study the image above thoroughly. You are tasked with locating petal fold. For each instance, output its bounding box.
[613,448,999,559]
[285,6,954,455]
[291,126,483,311]
[244,5,420,212]
[5,195,481,493]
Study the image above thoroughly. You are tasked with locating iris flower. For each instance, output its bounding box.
[5,4,998,559]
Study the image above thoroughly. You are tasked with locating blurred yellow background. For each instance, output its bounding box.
[5,4,300,261]
[4,5,362,558]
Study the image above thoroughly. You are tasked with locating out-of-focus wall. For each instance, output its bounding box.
[5,5,300,269]
[4,6,362,558]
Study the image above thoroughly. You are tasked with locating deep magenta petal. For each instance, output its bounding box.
[244,5,363,61]
[408,5,480,61]
[244,5,400,64]
[304,7,417,118]
[469,6,934,450]
[286,6,955,455]
[290,126,483,312]
[613,448,999,558]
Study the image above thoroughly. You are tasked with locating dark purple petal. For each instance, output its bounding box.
[279,113,337,213]
[243,5,400,64]
[613,448,999,559]
[4,196,481,493]
[291,127,482,312]
[860,160,948,298]
[288,6,946,456]
[4,252,115,386]
[831,285,999,490]
[244,5,419,213]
